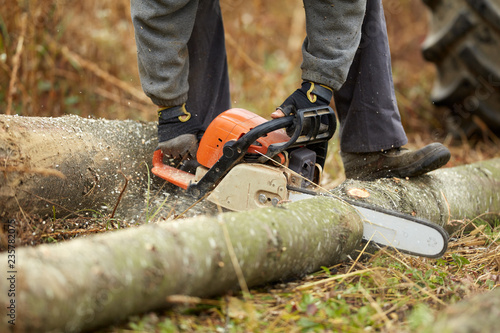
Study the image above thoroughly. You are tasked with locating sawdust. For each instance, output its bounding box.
[0,115,156,220]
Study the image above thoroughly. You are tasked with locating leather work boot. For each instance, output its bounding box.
[341,142,451,180]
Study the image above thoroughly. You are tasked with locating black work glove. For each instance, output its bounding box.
[274,81,333,117]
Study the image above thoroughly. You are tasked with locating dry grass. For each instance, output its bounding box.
[3,0,496,174]
[0,0,147,119]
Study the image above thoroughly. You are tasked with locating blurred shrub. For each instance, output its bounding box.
[0,0,147,119]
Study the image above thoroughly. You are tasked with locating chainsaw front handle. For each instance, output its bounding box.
[266,105,336,159]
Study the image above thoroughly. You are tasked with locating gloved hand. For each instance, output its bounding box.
[271,81,333,118]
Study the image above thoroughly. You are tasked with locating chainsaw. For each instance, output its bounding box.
[152,106,448,258]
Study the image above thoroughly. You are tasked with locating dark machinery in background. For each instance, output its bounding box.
[422,0,500,140]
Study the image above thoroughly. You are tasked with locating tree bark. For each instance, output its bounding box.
[0,196,363,332]
[0,115,157,219]
[430,289,500,333]
[331,158,500,235]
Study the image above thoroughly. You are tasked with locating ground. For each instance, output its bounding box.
[1,0,500,332]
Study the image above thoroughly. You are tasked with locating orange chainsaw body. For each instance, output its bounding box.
[152,108,290,189]
[197,108,289,168]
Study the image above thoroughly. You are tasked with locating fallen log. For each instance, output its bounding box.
[0,115,157,219]
[332,158,500,235]
[430,289,500,333]
[2,113,498,229]
[0,196,364,332]
[0,115,218,220]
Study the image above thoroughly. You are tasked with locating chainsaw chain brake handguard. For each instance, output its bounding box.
[186,105,336,199]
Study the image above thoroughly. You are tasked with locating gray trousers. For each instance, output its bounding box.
[334,0,407,152]
[185,0,231,132]
[132,0,407,153]
[131,0,231,134]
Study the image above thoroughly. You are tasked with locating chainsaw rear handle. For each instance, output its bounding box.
[186,105,336,199]
[266,105,336,158]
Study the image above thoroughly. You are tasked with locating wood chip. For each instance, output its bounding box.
[347,188,370,199]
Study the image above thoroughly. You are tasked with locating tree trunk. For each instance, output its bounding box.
[2,113,498,229]
[331,158,500,235]
[0,115,157,219]
[430,289,500,333]
[0,196,363,332]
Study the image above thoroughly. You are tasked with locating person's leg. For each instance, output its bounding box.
[334,0,450,179]
[186,0,231,135]
[131,0,198,108]
[334,0,407,153]
[131,0,201,158]
[159,0,230,158]
[131,0,230,158]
